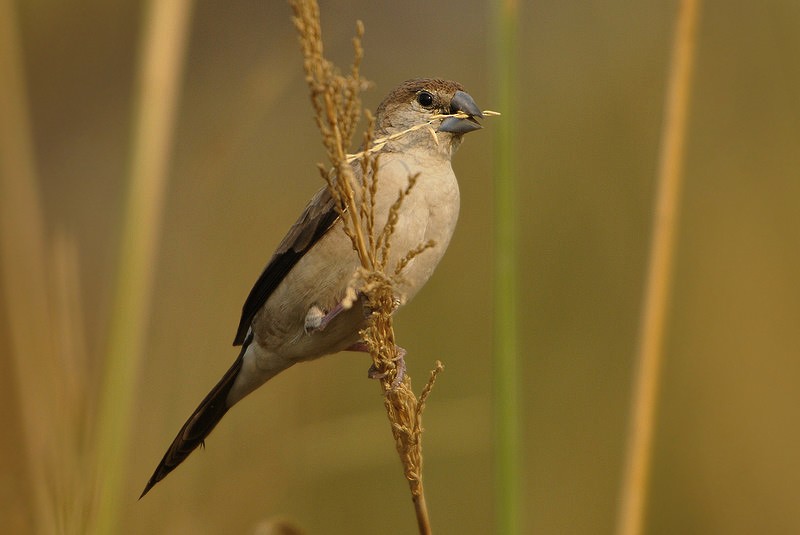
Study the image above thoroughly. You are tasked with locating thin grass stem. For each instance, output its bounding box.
[615,2,701,534]
[89,1,193,532]
[0,0,59,531]
[492,0,521,533]
[289,2,457,532]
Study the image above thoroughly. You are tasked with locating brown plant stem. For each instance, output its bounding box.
[616,1,701,534]
[289,1,441,532]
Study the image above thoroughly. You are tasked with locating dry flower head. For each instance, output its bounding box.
[290,1,497,532]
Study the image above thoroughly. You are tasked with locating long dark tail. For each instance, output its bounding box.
[140,334,251,498]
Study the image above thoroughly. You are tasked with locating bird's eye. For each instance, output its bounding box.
[416,91,435,108]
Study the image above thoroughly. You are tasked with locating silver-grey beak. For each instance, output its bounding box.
[438,90,483,134]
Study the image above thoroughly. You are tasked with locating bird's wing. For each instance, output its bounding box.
[232,184,341,345]
[141,185,343,497]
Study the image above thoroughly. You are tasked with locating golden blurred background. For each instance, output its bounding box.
[2,1,799,533]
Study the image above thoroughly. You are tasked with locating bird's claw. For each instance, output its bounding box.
[366,347,407,389]
[304,302,346,334]
[304,305,325,334]
[345,340,407,389]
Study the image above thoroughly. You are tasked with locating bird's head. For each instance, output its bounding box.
[374,78,483,155]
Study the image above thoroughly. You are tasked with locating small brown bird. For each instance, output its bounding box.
[140,78,483,497]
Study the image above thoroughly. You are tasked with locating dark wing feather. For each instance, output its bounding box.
[232,186,340,345]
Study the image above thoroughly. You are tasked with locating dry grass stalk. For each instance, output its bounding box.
[345,110,500,164]
[616,1,701,534]
[0,2,93,531]
[289,0,445,532]
[91,1,194,532]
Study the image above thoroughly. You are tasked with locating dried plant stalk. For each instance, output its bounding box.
[0,3,94,532]
[91,1,194,532]
[616,1,701,534]
[289,1,443,533]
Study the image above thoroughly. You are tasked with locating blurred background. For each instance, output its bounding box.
[2,0,800,533]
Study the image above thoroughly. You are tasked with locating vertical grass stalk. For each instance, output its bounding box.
[89,1,193,532]
[0,0,59,531]
[492,0,521,533]
[615,2,700,534]
[289,2,449,532]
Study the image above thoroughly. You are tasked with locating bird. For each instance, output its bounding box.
[140,78,484,498]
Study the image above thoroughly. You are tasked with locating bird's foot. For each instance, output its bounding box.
[366,347,407,389]
[345,341,407,389]
[305,288,365,334]
[304,302,346,334]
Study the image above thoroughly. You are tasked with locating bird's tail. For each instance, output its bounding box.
[140,334,252,499]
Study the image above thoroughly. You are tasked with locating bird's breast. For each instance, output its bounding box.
[375,155,461,304]
[253,154,460,361]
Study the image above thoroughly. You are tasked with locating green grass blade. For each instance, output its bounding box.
[492,0,521,533]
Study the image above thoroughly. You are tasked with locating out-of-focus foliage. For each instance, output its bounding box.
[1,1,799,533]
